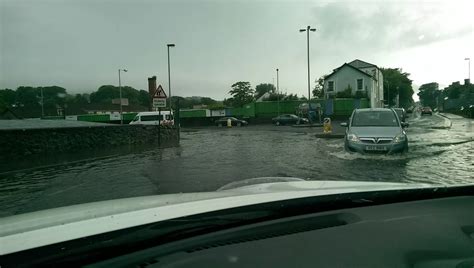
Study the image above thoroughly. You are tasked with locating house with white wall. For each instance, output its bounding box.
[323,59,384,108]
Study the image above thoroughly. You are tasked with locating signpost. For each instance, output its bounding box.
[153,98,166,108]
[152,85,167,109]
[152,85,167,145]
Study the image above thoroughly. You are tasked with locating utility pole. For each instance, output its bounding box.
[167,44,175,111]
[118,68,127,125]
[465,58,471,81]
[276,68,280,116]
[299,26,316,102]
[40,87,44,118]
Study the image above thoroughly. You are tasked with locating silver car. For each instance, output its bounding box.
[341,108,409,154]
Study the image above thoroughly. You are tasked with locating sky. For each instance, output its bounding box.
[1,0,473,101]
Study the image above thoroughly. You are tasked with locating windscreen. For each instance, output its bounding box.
[0,0,472,230]
[352,111,399,127]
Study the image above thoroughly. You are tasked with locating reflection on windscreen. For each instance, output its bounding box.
[352,111,398,127]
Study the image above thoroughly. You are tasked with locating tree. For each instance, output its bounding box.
[70,93,89,104]
[312,75,328,98]
[417,82,440,108]
[0,89,16,106]
[15,86,39,106]
[229,82,254,107]
[286,94,299,101]
[223,97,235,107]
[90,85,117,104]
[90,85,142,105]
[354,90,368,99]
[138,90,150,107]
[201,97,217,106]
[255,83,276,99]
[380,68,414,108]
[443,82,463,99]
[335,85,353,98]
[120,86,140,104]
[266,93,286,101]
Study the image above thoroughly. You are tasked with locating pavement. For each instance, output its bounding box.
[0,119,110,130]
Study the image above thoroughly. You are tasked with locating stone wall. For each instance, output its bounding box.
[0,125,179,159]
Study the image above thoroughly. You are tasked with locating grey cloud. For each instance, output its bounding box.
[312,2,472,52]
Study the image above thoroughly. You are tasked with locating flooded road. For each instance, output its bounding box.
[0,113,472,217]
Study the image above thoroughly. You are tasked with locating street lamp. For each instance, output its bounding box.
[299,26,316,102]
[167,44,175,111]
[40,88,44,118]
[118,68,128,125]
[276,68,280,116]
[465,58,471,81]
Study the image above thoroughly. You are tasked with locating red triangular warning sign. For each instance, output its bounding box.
[153,85,167,98]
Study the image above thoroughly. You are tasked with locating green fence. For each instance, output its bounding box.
[123,113,137,121]
[333,98,354,116]
[226,99,368,118]
[227,103,255,118]
[254,100,326,118]
[181,109,207,118]
[71,98,371,123]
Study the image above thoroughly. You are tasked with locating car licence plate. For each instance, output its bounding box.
[365,145,387,151]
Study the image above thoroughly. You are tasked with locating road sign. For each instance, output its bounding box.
[153,85,167,98]
[153,98,166,108]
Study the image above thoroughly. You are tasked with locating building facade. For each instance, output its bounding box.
[324,59,384,108]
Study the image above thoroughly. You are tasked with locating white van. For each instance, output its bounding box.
[129,111,174,126]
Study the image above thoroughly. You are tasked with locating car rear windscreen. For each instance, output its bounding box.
[352,111,398,127]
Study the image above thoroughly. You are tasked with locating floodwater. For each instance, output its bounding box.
[0,113,472,217]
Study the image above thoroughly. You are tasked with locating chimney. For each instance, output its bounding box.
[465,79,470,85]
[148,76,157,111]
[148,76,157,96]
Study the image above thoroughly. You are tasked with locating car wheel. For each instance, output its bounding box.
[276,121,280,126]
[237,122,242,127]
[296,120,300,125]
[401,143,409,154]
[344,140,351,152]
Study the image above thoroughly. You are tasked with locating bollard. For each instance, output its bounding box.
[323,117,332,134]
[227,118,232,128]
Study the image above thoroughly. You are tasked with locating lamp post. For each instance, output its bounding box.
[167,44,175,110]
[276,68,280,116]
[118,68,127,125]
[299,26,316,102]
[465,58,471,81]
[40,88,44,118]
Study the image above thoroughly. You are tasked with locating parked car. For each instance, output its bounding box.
[129,111,174,125]
[215,117,248,127]
[421,107,433,115]
[341,108,409,154]
[392,108,407,122]
[406,106,414,113]
[272,114,309,126]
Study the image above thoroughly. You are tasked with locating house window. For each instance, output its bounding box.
[328,81,335,91]
[356,79,363,90]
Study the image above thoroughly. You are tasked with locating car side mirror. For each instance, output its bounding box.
[401,122,409,128]
[340,122,348,127]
